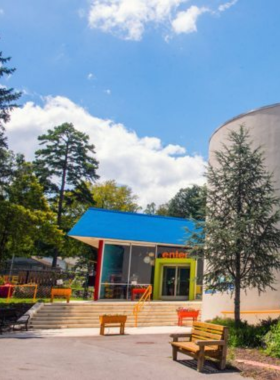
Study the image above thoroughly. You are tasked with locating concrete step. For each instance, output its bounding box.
[30,302,202,329]
[30,322,180,329]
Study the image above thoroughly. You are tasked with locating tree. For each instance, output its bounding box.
[0,51,21,128]
[193,127,280,324]
[168,185,206,219]
[0,51,21,189]
[144,202,157,215]
[34,123,99,267]
[90,180,140,212]
[0,156,62,265]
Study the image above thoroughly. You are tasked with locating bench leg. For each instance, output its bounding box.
[219,328,228,370]
[100,324,105,335]
[219,347,227,370]
[197,348,205,372]
[172,346,178,361]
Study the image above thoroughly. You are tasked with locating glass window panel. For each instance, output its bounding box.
[100,284,128,300]
[101,244,130,284]
[129,246,155,285]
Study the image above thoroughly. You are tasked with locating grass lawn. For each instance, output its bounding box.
[0,296,91,304]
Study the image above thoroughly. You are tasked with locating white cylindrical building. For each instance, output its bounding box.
[202,103,280,322]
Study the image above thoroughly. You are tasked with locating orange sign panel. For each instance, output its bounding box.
[161,251,188,259]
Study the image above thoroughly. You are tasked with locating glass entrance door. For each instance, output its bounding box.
[162,267,176,296]
[161,266,190,300]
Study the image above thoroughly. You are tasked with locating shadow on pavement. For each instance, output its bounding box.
[177,359,241,375]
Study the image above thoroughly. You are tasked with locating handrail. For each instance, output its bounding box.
[132,285,152,327]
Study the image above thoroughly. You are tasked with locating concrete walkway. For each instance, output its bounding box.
[1,325,193,338]
[0,328,251,380]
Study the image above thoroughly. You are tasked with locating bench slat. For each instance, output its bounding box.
[193,321,225,331]
[191,329,223,340]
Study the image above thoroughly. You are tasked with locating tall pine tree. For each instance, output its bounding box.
[34,122,99,267]
[0,51,21,190]
[188,127,280,324]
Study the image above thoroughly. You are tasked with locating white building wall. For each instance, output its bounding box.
[202,103,280,321]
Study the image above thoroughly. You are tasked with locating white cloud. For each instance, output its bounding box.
[172,6,208,34]
[0,9,4,15]
[6,96,206,207]
[87,73,95,80]
[87,0,238,40]
[104,89,111,95]
[218,0,238,12]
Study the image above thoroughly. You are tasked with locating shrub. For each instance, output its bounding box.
[209,317,279,348]
[263,321,280,358]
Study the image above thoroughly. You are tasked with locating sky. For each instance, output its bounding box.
[1,0,280,207]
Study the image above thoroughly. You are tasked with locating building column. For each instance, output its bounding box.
[94,240,104,301]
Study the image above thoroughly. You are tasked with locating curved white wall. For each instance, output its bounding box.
[202,103,280,321]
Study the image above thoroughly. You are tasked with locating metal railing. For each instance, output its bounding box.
[132,285,152,327]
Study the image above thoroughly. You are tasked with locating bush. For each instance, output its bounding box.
[209,317,279,348]
[263,321,280,358]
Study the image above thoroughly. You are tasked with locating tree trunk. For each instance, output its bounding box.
[234,277,241,325]
[234,248,241,325]
[52,143,69,268]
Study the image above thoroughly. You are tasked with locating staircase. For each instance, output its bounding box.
[30,301,202,329]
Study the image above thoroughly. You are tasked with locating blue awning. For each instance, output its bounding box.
[68,208,196,247]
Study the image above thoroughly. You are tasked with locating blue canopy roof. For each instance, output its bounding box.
[68,208,195,246]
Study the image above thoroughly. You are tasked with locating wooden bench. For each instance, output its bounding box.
[170,321,228,372]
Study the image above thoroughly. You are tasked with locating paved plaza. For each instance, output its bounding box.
[0,332,251,380]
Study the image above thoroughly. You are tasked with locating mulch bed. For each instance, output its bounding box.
[232,348,280,380]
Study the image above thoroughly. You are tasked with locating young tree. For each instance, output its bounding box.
[198,126,280,324]
[90,180,140,212]
[34,123,99,267]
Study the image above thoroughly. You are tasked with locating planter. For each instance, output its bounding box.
[0,284,14,298]
[99,315,127,324]
[177,309,199,326]
[99,315,127,335]
[51,288,72,303]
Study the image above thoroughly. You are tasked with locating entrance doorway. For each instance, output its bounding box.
[161,265,190,300]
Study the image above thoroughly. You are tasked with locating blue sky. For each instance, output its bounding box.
[1,0,280,206]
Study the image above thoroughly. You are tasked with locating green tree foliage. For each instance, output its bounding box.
[90,180,140,212]
[0,156,62,266]
[168,185,206,219]
[155,203,169,216]
[0,51,21,128]
[144,202,157,215]
[34,123,99,267]
[0,51,21,189]
[189,127,280,324]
